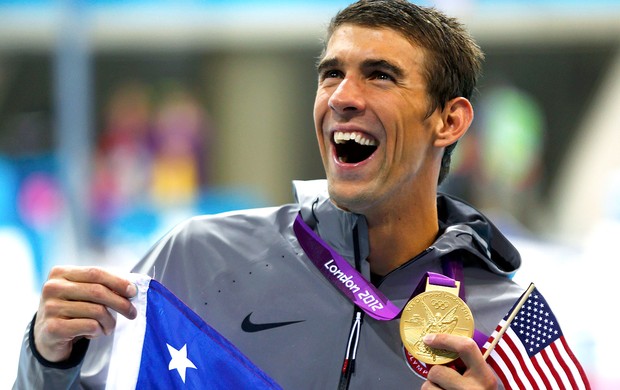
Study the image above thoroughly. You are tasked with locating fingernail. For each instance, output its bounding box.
[125,303,137,319]
[423,334,436,344]
[126,282,138,298]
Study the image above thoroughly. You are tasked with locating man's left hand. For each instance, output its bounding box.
[421,333,497,390]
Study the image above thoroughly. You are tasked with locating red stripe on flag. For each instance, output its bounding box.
[496,337,527,389]
[551,341,578,389]
[541,348,563,388]
[480,324,502,359]
[504,333,539,387]
[531,354,553,389]
[487,355,511,389]
[559,337,591,390]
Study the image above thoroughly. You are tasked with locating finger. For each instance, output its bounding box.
[421,378,444,390]
[49,266,138,298]
[423,333,482,370]
[34,316,108,362]
[423,333,497,388]
[73,281,136,320]
[426,364,462,389]
[40,317,108,342]
[43,268,137,320]
[41,298,118,335]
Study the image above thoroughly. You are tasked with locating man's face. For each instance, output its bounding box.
[314,25,445,215]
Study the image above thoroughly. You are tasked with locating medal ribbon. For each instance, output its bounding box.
[293,213,401,320]
[294,212,489,349]
[427,272,457,288]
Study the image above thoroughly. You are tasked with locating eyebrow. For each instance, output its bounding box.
[316,57,405,79]
[362,59,405,79]
[316,57,339,74]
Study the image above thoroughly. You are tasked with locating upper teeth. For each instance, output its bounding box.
[333,131,377,146]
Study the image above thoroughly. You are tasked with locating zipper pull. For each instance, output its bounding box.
[339,310,363,390]
[348,311,362,374]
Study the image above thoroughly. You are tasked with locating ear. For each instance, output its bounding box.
[434,97,473,148]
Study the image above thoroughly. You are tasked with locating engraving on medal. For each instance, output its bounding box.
[399,291,474,365]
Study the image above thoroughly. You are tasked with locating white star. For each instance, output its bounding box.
[167,343,197,383]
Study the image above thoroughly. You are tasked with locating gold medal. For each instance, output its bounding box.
[399,281,474,365]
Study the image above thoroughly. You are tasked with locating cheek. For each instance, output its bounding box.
[313,93,330,133]
[314,87,332,109]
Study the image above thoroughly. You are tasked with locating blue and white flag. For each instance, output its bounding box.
[106,273,282,389]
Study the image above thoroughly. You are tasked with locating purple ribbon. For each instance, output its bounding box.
[442,257,466,300]
[427,272,457,288]
[293,213,490,345]
[293,214,401,320]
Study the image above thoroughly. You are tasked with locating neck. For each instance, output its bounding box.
[365,195,439,276]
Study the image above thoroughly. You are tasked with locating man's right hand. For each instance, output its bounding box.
[33,266,138,362]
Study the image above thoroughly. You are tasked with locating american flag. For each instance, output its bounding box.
[482,284,590,389]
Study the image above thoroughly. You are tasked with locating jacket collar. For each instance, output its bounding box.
[293,180,520,278]
[294,180,370,267]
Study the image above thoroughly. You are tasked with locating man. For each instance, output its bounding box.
[16,1,527,388]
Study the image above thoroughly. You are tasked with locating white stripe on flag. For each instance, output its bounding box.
[556,339,589,390]
[106,273,151,389]
[532,350,558,388]
[502,328,547,389]
[489,349,523,390]
[542,341,572,388]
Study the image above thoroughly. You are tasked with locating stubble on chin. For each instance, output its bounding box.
[327,183,372,215]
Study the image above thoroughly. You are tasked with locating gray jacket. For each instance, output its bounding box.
[14,180,523,389]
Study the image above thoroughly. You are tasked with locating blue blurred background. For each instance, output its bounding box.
[2,0,619,387]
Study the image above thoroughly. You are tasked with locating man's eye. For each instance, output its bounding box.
[322,69,342,79]
[371,71,394,82]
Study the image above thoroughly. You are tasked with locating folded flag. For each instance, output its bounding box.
[106,273,282,389]
[482,283,590,389]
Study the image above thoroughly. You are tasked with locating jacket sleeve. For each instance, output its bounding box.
[13,223,186,389]
[13,315,113,390]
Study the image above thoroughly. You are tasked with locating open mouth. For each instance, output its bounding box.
[333,131,378,164]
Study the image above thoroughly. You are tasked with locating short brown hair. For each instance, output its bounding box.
[323,0,484,184]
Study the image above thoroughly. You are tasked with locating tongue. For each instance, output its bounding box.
[336,141,377,164]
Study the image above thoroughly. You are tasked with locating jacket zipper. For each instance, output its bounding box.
[338,224,364,389]
[338,309,363,390]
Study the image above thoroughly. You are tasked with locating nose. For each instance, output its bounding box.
[328,78,366,115]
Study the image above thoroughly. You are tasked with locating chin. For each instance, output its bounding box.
[327,182,372,214]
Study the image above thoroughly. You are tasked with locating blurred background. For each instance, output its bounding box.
[1,0,618,387]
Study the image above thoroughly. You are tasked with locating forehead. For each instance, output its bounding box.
[323,25,426,69]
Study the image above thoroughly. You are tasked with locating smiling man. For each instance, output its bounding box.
[315,21,474,276]
[14,1,585,389]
